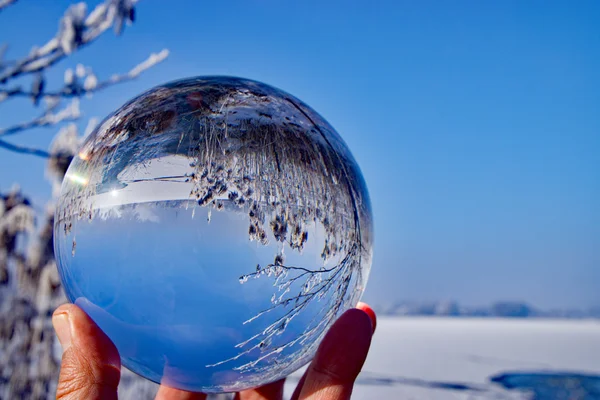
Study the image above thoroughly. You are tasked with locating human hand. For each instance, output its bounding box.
[52,302,376,400]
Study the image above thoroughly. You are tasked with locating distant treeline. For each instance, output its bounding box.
[374,301,600,319]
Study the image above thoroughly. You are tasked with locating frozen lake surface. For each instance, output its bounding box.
[284,317,600,399]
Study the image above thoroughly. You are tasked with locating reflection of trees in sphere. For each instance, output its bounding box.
[54,77,373,392]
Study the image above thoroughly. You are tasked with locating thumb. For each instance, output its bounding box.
[53,304,121,400]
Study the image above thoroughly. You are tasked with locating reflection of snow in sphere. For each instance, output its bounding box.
[54,77,373,393]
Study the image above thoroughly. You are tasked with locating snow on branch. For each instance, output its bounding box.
[0,0,17,13]
[0,203,35,236]
[0,0,137,83]
[0,0,169,159]
[0,99,80,158]
[0,1,167,398]
[127,49,169,78]
[0,49,168,102]
[0,99,80,138]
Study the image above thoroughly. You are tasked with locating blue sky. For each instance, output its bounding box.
[1,0,598,309]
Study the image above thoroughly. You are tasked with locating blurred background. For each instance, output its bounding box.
[1,1,598,399]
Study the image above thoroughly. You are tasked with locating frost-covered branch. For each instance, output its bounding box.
[0,0,17,13]
[0,99,80,138]
[0,48,168,142]
[0,0,137,83]
[0,0,168,159]
[1,1,169,398]
[208,244,358,371]
[0,49,168,102]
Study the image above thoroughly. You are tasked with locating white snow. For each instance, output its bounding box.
[284,317,600,399]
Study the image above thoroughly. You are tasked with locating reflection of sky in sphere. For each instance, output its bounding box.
[54,77,372,392]
[59,203,333,390]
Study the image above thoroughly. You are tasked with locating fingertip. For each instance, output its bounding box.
[52,304,86,353]
[52,311,72,350]
[155,385,207,400]
[54,303,121,370]
[53,303,76,318]
[356,302,377,334]
[296,308,373,399]
[54,304,122,399]
[340,307,373,331]
[313,308,373,381]
[236,378,285,400]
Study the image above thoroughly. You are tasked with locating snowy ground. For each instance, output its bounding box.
[284,317,600,399]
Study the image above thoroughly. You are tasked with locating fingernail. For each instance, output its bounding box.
[52,312,72,351]
[356,302,377,334]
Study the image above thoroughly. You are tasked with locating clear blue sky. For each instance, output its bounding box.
[1,0,598,309]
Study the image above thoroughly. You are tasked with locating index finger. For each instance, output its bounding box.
[155,385,207,400]
[295,306,375,400]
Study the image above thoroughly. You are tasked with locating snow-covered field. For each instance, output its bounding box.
[285,317,600,399]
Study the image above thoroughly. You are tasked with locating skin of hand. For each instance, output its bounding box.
[52,302,377,400]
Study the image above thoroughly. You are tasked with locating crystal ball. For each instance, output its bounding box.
[54,76,373,393]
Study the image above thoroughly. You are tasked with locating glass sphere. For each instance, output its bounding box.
[54,76,373,393]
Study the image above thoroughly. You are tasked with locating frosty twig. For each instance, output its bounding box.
[0,1,169,397]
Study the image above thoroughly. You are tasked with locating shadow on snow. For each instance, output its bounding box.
[291,370,600,399]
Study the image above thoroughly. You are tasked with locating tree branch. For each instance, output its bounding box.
[0,1,168,398]
[0,1,169,160]
[0,0,135,83]
[0,49,169,102]
[0,47,168,157]
[0,0,17,13]
[0,99,80,138]
[0,139,50,158]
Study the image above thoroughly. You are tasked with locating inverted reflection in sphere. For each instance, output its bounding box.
[54,77,373,392]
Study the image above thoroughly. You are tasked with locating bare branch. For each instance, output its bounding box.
[0,139,50,157]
